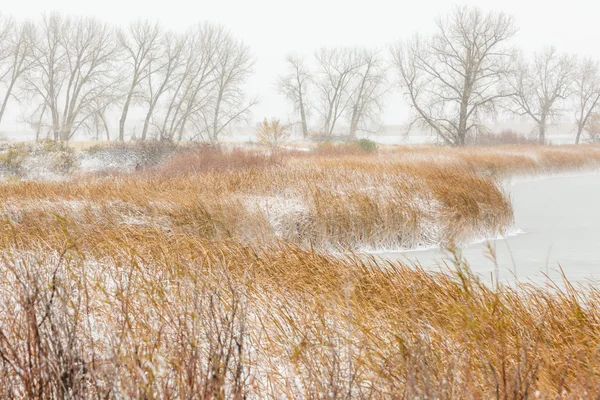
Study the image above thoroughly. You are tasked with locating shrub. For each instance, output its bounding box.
[585,112,600,143]
[313,139,378,156]
[156,145,280,177]
[256,118,290,151]
[353,138,378,153]
[0,144,28,175]
[50,148,77,173]
[33,140,77,173]
[80,140,176,172]
[82,143,105,154]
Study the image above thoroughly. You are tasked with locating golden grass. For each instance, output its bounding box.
[0,144,522,251]
[0,144,599,397]
[0,232,599,397]
[389,144,600,177]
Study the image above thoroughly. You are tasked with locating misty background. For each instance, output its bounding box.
[0,0,598,141]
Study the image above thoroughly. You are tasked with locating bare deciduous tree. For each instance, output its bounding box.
[277,55,311,138]
[139,31,186,140]
[572,58,600,144]
[117,20,161,141]
[158,23,222,141]
[508,47,576,144]
[81,95,119,141]
[347,48,387,137]
[391,6,516,146]
[24,102,49,141]
[191,30,255,144]
[0,17,35,125]
[24,13,119,141]
[314,47,361,137]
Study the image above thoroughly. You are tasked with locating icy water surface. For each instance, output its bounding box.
[383,174,600,285]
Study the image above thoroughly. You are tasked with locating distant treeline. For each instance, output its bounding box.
[0,8,599,145]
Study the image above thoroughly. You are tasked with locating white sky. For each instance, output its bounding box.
[3,0,600,126]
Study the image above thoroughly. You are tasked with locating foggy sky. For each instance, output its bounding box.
[2,0,600,126]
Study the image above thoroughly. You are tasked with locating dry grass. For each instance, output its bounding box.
[0,143,599,397]
[0,233,599,397]
[0,145,515,251]
[390,144,600,178]
[466,130,540,146]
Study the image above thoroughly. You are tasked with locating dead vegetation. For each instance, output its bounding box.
[0,143,519,251]
[0,233,599,397]
[0,143,599,397]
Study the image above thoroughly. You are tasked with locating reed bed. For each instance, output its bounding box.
[3,143,599,251]
[0,144,525,252]
[0,143,599,397]
[388,144,600,178]
[0,232,599,398]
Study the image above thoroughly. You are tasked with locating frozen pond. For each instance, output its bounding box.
[383,173,600,286]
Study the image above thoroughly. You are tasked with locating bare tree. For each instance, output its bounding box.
[23,13,119,141]
[391,6,516,146]
[314,47,361,136]
[0,17,35,125]
[347,48,387,137]
[117,20,161,141]
[157,23,222,141]
[192,30,255,144]
[23,102,49,141]
[508,47,576,144]
[139,31,186,140]
[0,15,15,114]
[81,95,119,141]
[277,55,311,138]
[572,58,600,144]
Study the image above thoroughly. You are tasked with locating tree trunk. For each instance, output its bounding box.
[35,104,46,143]
[52,111,60,141]
[0,80,16,125]
[457,118,467,146]
[324,99,334,137]
[101,113,110,141]
[119,93,133,141]
[538,121,546,145]
[61,120,72,142]
[457,87,469,146]
[576,125,583,144]
[349,67,369,139]
[349,101,360,138]
[349,117,358,139]
[299,93,308,139]
[212,88,223,143]
[141,103,157,141]
[177,115,188,142]
[120,75,138,141]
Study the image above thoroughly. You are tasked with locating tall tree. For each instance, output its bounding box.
[391,6,516,146]
[0,17,35,125]
[347,48,387,138]
[117,20,161,141]
[194,29,255,144]
[139,31,186,140]
[572,58,600,144]
[158,23,222,141]
[314,47,361,136]
[24,13,119,141]
[277,55,312,138]
[508,47,576,144]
